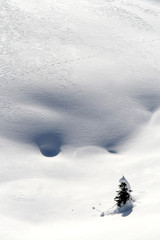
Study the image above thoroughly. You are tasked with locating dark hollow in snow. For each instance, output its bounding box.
[35,133,62,157]
[135,93,160,113]
[108,150,117,154]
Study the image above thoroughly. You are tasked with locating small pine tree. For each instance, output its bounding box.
[114,179,132,207]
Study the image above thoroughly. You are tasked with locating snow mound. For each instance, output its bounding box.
[100,201,134,217]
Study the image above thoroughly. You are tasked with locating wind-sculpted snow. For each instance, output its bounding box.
[0,0,160,239]
[1,0,160,155]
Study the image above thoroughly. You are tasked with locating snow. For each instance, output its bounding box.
[0,0,160,239]
[119,176,131,191]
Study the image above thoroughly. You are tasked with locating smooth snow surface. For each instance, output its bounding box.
[0,0,160,239]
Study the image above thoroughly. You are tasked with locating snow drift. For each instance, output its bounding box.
[0,0,160,239]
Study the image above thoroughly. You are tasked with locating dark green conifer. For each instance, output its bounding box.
[114,181,132,207]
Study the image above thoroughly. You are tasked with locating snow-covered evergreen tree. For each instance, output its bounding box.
[114,176,133,208]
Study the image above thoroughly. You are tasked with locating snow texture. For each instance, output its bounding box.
[0,0,160,239]
[100,201,133,217]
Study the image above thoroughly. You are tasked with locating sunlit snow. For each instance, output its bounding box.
[0,0,160,239]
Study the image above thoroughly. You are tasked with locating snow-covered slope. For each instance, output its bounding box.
[0,0,160,239]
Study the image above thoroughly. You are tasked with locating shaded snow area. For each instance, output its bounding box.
[0,0,160,239]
